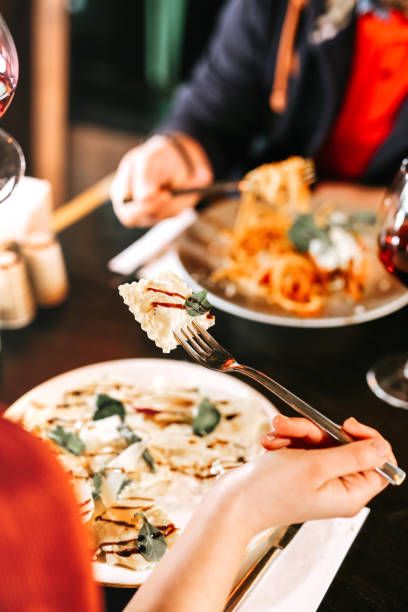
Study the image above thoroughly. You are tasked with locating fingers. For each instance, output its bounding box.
[110,138,182,227]
[342,418,397,465]
[260,433,292,450]
[262,415,331,449]
[110,134,213,227]
[316,468,389,519]
[342,417,381,440]
[312,437,393,483]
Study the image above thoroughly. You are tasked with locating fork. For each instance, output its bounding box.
[171,158,316,197]
[174,321,405,486]
[123,159,316,202]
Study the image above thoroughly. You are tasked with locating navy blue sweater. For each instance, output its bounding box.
[160,0,408,185]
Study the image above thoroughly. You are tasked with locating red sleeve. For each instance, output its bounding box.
[0,417,103,612]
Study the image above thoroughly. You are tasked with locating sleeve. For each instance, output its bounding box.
[0,417,102,612]
[158,0,274,177]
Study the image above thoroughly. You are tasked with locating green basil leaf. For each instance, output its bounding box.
[93,394,125,422]
[288,214,329,252]
[185,290,212,317]
[118,424,142,444]
[349,211,377,227]
[134,513,167,563]
[92,471,104,500]
[142,448,156,473]
[117,478,132,497]
[192,397,221,436]
[48,426,84,456]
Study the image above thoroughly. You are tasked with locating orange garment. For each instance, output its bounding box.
[318,10,408,179]
[0,416,102,612]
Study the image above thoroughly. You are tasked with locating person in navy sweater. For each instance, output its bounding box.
[111,0,408,227]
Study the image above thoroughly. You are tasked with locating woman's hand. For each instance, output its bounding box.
[110,133,213,227]
[127,416,396,612]
[219,416,395,538]
[260,414,395,451]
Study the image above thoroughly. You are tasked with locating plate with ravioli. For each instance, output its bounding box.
[175,157,408,327]
[5,358,281,587]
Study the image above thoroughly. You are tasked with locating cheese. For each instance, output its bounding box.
[79,415,122,454]
[309,226,362,272]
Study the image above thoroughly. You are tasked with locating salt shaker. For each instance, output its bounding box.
[0,246,36,328]
[21,231,69,307]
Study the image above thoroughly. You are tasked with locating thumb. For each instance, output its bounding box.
[312,437,391,482]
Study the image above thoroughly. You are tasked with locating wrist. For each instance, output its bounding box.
[208,469,262,544]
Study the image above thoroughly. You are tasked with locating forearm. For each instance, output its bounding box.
[125,482,251,612]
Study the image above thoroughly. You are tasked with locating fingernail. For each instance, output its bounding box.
[263,433,276,440]
[276,415,289,421]
[371,439,389,456]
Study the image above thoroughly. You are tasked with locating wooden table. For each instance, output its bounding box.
[1,198,408,612]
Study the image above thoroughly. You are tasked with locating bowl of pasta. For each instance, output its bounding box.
[175,158,408,327]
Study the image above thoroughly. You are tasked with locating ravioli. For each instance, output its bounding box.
[10,377,270,571]
[119,271,215,352]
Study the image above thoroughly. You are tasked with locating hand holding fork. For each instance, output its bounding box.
[174,320,405,486]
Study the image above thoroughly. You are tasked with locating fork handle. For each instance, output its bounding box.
[230,364,405,486]
[171,181,239,197]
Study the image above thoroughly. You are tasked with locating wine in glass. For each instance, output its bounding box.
[0,11,25,204]
[367,158,408,408]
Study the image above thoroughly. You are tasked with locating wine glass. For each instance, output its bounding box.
[367,158,408,408]
[0,12,25,204]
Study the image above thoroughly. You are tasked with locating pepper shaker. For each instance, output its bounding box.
[21,231,69,307]
[0,246,36,329]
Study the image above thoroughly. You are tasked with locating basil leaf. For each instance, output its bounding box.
[185,290,212,317]
[142,448,156,473]
[349,211,377,227]
[48,426,84,456]
[117,478,132,497]
[93,394,125,422]
[135,513,167,563]
[288,214,329,252]
[118,424,142,444]
[92,471,104,500]
[192,397,221,436]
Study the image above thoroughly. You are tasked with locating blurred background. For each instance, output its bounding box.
[0,0,226,206]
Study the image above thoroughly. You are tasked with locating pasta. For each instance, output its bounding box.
[212,157,369,316]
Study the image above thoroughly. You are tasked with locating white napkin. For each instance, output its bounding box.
[107,208,197,275]
[0,176,53,244]
[237,508,369,612]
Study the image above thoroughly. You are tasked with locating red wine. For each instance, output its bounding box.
[0,73,15,118]
[379,222,408,288]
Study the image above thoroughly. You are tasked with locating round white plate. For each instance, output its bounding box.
[6,358,278,587]
[175,199,408,328]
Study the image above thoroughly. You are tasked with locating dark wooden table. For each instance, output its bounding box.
[1,201,407,612]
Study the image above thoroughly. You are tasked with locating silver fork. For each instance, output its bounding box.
[174,321,405,486]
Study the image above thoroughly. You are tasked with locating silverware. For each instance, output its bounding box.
[224,524,301,612]
[174,321,406,486]
[171,158,316,198]
[123,158,316,201]
[171,181,241,198]
[122,181,239,203]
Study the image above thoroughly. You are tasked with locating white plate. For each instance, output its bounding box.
[6,358,279,588]
[175,199,408,328]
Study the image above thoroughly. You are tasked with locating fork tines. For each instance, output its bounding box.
[302,158,316,185]
[174,321,222,364]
